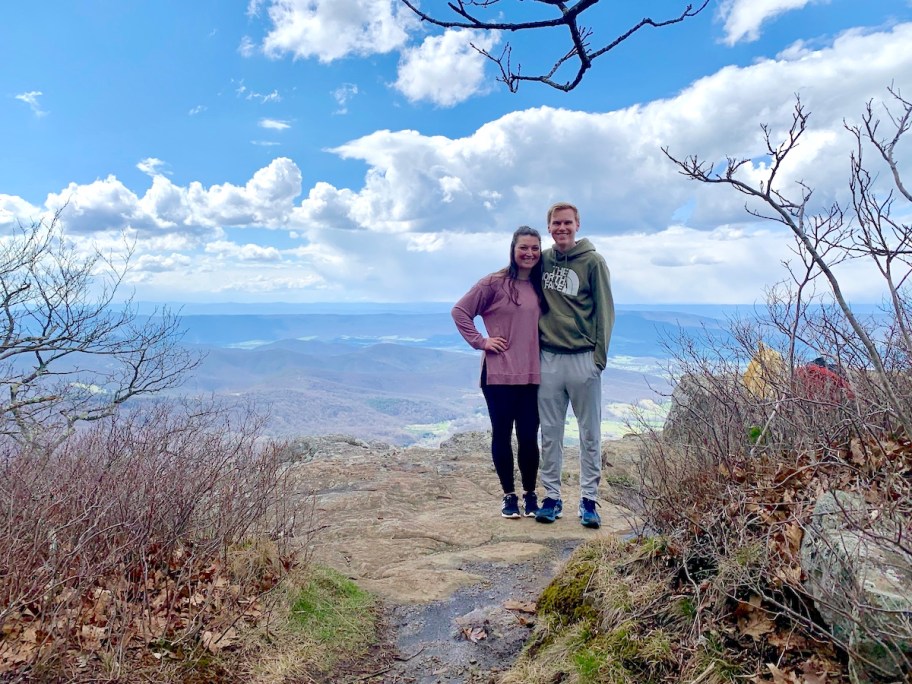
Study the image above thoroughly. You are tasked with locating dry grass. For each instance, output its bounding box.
[0,402,298,682]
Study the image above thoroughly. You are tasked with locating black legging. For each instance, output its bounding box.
[481,363,540,494]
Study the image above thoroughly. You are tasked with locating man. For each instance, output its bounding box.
[535,202,615,528]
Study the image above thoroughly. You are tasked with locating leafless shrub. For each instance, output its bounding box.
[0,401,299,681]
[629,87,912,680]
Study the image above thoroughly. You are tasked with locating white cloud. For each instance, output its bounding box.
[234,81,282,103]
[14,90,47,117]
[188,104,207,115]
[36,157,302,237]
[254,89,281,103]
[132,253,194,273]
[259,118,291,130]
[239,35,257,57]
[205,240,282,262]
[4,23,911,305]
[332,83,359,114]
[261,0,414,62]
[718,0,826,45]
[293,23,912,241]
[137,158,167,176]
[394,29,498,106]
[0,194,42,225]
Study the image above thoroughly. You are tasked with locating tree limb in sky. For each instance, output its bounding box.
[662,88,912,436]
[0,213,200,445]
[399,0,710,92]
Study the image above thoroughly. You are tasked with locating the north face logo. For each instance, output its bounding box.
[543,267,580,296]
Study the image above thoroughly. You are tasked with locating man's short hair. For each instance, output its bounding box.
[547,202,580,225]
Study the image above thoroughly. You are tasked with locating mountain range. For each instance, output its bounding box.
[135,307,729,445]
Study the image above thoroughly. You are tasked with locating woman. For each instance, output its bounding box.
[451,226,548,518]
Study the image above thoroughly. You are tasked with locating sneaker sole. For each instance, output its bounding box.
[523,511,538,518]
[580,519,601,529]
[535,512,563,523]
[501,512,521,519]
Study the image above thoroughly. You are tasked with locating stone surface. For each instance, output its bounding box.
[800,490,912,683]
[286,430,643,682]
[290,431,636,603]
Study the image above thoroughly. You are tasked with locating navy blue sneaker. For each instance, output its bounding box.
[579,498,601,529]
[501,493,521,519]
[522,491,539,518]
[535,497,563,523]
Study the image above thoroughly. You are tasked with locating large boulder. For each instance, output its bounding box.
[662,372,743,444]
[800,490,912,682]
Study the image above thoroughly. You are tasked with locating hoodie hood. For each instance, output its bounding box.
[554,237,596,260]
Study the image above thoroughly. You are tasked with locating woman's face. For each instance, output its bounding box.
[514,235,541,272]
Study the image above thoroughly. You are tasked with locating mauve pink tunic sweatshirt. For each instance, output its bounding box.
[451,274,541,386]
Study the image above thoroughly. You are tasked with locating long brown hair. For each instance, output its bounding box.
[495,225,548,312]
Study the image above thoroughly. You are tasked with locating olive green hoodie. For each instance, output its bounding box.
[539,237,615,371]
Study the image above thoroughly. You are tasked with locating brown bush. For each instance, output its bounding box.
[0,401,297,682]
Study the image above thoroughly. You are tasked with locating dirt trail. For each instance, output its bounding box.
[287,432,642,682]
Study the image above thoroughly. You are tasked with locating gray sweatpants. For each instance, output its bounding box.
[537,349,602,501]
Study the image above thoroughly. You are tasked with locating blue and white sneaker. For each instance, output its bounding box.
[501,493,521,519]
[522,491,540,518]
[579,497,601,529]
[535,497,563,523]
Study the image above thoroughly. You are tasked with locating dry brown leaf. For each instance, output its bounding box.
[740,612,775,639]
[80,625,107,652]
[201,627,237,653]
[461,626,487,643]
[784,523,803,552]
[767,663,801,683]
[734,595,776,640]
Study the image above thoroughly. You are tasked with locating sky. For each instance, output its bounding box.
[2,0,912,307]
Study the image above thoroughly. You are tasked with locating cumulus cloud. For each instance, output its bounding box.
[292,23,912,242]
[205,240,282,262]
[0,194,42,226]
[261,0,414,62]
[718,0,825,45]
[4,23,910,304]
[35,157,302,237]
[394,29,498,106]
[15,91,47,117]
[132,253,194,274]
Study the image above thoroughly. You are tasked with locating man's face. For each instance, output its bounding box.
[548,208,579,252]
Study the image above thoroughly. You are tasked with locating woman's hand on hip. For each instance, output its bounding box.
[483,336,508,353]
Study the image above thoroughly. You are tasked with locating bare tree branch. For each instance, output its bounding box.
[0,215,200,444]
[400,0,709,92]
[663,90,912,435]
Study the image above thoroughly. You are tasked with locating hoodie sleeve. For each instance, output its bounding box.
[451,277,495,350]
[591,255,615,371]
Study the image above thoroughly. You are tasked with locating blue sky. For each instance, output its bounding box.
[2,0,911,305]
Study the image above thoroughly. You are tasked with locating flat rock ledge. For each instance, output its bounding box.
[289,432,639,603]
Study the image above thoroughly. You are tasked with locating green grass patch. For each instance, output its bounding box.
[290,565,376,646]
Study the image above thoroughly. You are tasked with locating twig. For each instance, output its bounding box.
[394,644,426,661]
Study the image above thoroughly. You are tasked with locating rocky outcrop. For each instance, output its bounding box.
[662,372,744,444]
[800,490,912,683]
